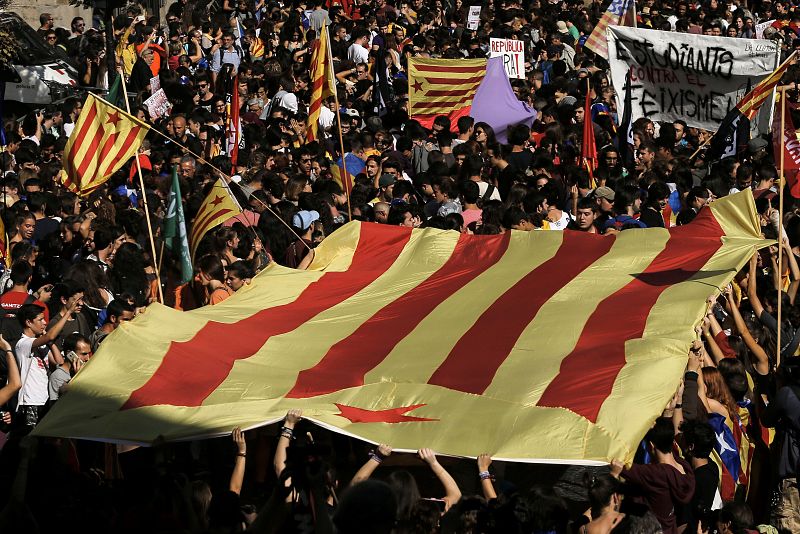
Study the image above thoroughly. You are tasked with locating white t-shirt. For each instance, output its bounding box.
[16,335,51,406]
[477,181,502,201]
[547,210,573,231]
[347,43,369,64]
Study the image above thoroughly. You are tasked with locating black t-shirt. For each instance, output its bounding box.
[689,461,719,531]
[639,206,665,228]
[506,150,534,173]
[33,217,59,244]
[130,58,154,93]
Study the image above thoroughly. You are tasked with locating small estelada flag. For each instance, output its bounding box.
[61,93,149,197]
[189,178,242,260]
[408,57,486,130]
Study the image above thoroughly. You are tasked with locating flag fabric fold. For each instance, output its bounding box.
[61,94,150,197]
[165,167,193,284]
[408,58,487,129]
[470,57,536,144]
[189,179,243,261]
[34,192,766,464]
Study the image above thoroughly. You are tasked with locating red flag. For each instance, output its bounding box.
[772,95,800,198]
[227,76,242,167]
[582,86,597,187]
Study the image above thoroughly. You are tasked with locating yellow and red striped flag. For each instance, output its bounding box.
[584,0,636,59]
[738,50,796,121]
[307,23,335,143]
[33,192,766,464]
[708,52,796,160]
[408,58,486,130]
[189,179,242,260]
[61,93,149,197]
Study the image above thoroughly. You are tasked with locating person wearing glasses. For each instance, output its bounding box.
[195,74,217,110]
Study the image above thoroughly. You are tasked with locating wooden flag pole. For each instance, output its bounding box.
[326,24,353,221]
[89,93,311,251]
[778,86,787,368]
[119,74,165,304]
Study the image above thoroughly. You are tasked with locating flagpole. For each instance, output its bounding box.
[326,24,353,221]
[118,74,165,304]
[101,100,311,252]
[778,86,787,368]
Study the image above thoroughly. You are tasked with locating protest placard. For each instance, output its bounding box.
[755,20,775,40]
[144,89,171,121]
[607,26,779,132]
[489,38,525,79]
[150,75,160,93]
[467,5,481,30]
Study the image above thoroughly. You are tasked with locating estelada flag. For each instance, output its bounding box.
[408,58,487,130]
[61,93,149,197]
[307,23,335,143]
[189,179,242,261]
[585,0,636,59]
[34,192,766,464]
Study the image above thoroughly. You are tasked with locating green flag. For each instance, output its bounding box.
[105,74,123,108]
[164,166,193,284]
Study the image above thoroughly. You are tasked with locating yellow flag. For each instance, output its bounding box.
[189,179,242,260]
[34,192,766,464]
[61,94,149,197]
[307,24,335,142]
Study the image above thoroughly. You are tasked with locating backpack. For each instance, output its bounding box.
[217,44,244,68]
[481,183,497,204]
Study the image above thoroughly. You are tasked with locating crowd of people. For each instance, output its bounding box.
[1,0,800,531]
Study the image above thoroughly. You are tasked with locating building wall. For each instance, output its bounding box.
[7,1,93,31]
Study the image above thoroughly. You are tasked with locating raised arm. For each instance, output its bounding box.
[229,427,247,495]
[477,454,497,500]
[350,444,391,486]
[701,315,724,365]
[32,299,79,349]
[724,287,770,375]
[748,253,766,318]
[274,409,301,479]
[784,237,800,281]
[418,448,461,510]
[0,337,20,406]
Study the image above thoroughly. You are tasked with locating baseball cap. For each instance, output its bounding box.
[379,174,396,188]
[292,210,320,232]
[748,137,768,152]
[595,186,615,201]
[556,21,569,34]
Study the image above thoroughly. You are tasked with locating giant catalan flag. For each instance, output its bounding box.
[408,58,487,130]
[62,94,149,197]
[34,192,766,463]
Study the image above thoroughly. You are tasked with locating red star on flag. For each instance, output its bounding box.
[210,195,224,207]
[334,403,437,423]
[412,80,423,93]
[106,111,121,127]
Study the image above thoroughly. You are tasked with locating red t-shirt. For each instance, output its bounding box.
[0,291,49,322]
